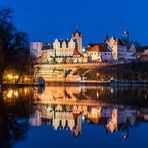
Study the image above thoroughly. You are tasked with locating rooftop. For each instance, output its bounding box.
[88,43,110,52]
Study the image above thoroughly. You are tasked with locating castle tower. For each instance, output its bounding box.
[72,30,82,53]
[121,30,129,46]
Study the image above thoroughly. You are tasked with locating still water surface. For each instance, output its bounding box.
[0,86,148,148]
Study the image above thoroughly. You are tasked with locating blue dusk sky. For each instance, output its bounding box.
[0,0,148,45]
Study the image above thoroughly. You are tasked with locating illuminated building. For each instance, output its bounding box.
[30,42,43,58]
[106,37,127,60]
[87,43,112,62]
[125,43,137,60]
[29,109,42,126]
[32,30,83,64]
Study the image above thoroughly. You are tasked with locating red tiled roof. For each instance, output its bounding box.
[88,45,99,52]
[88,44,110,52]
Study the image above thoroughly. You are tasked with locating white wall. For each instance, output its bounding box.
[101,52,112,61]
[30,42,43,57]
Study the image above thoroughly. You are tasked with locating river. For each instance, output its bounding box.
[0,86,148,148]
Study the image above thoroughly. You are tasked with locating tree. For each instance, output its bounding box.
[0,8,30,85]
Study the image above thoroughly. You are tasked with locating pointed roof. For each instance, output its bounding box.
[107,37,125,46]
[72,30,82,37]
[128,43,136,52]
[88,117,99,124]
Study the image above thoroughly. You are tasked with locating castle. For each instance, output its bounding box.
[30,30,84,64]
[30,30,138,64]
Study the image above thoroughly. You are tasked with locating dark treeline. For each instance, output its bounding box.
[0,8,32,146]
[0,8,32,85]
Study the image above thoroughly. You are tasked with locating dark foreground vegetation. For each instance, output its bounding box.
[0,8,33,86]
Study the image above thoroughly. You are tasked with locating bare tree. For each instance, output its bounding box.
[0,8,30,85]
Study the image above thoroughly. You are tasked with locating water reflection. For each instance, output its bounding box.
[30,86,148,139]
[0,86,148,147]
[30,101,138,139]
[29,109,42,126]
[0,87,34,148]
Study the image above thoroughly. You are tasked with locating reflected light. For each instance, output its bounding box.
[82,115,85,121]
[24,88,28,94]
[111,88,114,94]
[14,91,19,97]
[7,89,13,98]
[6,89,19,98]
[24,77,29,81]
[96,91,99,99]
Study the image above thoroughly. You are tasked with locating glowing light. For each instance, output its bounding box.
[6,89,19,98]
[7,74,13,79]
[111,88,114,94]
[111,77,114,80]
[24,77,29,81]
[82,48,86,52]
[24,88,28,94]
[14,91,19,97]
[96,91,99,99]
[14,75,19,79]
[7,89,13,98]
[82,115,85,121]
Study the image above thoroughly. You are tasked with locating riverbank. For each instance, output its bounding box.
[0,83,41,89]
[45,80,148,87]
[110,80,148,87]
[46,80,110,86]
[0,80,148,88]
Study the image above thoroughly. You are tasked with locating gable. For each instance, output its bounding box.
[128,43,136,52]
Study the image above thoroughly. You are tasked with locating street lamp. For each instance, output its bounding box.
[110,77,114,82]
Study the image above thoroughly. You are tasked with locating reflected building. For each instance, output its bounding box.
[1,85,148,146]
[30,103,139,138]
[29,110,42,126]
[28,86,148,138]
[106,109,136,135]
[52,111,81,137]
